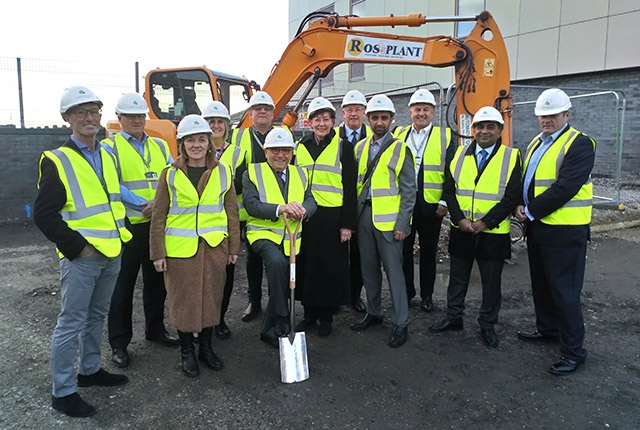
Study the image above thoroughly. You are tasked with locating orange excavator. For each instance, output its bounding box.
[239,10,511,145]
[109,10,511,155]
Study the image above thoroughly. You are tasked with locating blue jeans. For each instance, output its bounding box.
[51,250,121,397]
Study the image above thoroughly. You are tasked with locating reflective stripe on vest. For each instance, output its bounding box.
[102,134,170,224]
[41,147,131,258]
[451,144,519,234]
[524,127,595,225]
[295,133,343,207]
[164,163,232,258]
[395,125,452,203]
[355,136,414,231]
[245,163,307,256]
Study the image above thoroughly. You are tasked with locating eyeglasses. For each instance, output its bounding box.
[310,115,333,124]
[344,107,364,114]
[267,148,293,155]
[73,108,102,118]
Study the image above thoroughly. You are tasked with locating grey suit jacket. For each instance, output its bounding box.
[356,131,417,242]
[242,164,317,222]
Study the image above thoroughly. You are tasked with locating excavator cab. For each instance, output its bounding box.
[106,66,256,158]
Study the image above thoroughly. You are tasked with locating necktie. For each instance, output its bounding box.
[478,149,488,170]
[350,130,358,146]
[277,171,286,187]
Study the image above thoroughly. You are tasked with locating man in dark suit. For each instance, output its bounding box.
[429,107,522,348]
[350,94,417,348]
[394,89,455,312]
[516,88,596,375]
[242,128,317,348]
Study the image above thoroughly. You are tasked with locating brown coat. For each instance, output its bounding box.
[150,152,240,333]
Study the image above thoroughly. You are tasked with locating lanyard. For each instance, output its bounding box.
[409,129,429,155]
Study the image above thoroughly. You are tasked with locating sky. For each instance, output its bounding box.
[1,0,290,127]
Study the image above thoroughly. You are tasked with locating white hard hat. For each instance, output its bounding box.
[535,88,572,116]
[248,91,275,109]
[60,85,103,114]
[341,90,367,107]
[263,127,295,149]
[408,89,436,107]
[472,106,504,125]
[307,97,335,118]
[202,101,231,120]
[115,92,149,115]
[177,114,212,139]
[365,94,395,115]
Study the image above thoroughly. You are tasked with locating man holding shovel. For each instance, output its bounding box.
[242,128,317,348]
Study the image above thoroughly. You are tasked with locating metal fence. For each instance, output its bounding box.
[0,56,141,128]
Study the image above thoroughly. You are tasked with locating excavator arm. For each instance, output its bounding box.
[239,11,512,145]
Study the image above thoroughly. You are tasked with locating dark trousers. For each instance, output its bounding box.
[108,221,166,349]
[245,228,264,306]
[220,263,235,321]
[446,255,504,329]
[303,305,333,325]
[527,223,588,361]
[349,233,363,301]
[402,209,443,300]
[251,239,289,335]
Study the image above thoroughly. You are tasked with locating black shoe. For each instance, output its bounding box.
[52,392,96,417]
[350,298,367,313]
[274,316,291,338]
[77,368,129,387]
[177,331,199,377]
[481,327,499,348]
[215,319,231,340]
[350,314,383,331]
[295,319,315,332]
[241,303,262,322]
[111,348,130,368]
[388,326,408,348]
[260,333,279,348]
[318,323,332,338]
[517,330,559,342]
[420,297,434,313]
[145,330,179,346]
[197,327,224,371]
[550,357,584,375]
[429,318,463,332]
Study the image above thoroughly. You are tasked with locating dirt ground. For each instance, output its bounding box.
[1,217,639,430]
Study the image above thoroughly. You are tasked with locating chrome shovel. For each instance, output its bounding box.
[279,215,309,384]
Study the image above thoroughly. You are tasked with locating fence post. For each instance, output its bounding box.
[135,61,139,93]
[17,57,25,128]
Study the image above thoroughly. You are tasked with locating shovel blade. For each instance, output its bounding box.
[279,331,309,383]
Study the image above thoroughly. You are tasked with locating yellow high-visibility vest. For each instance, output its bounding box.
[102,133,170,224]
[218,144,247,221]
[295,133,343,207]
[524,127,595,225]
[355,136,415,231]
[39,147,131,258]
[245,163,308,256]
[395,125,452,203]
[450,144,520,234]
[164,163,232,258]
[335,125,372,146]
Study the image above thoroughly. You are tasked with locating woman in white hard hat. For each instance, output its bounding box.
[202,101,247,341]
[294,97,357,337]
[149,114,240,377]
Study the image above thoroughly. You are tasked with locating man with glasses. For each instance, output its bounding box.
[336,90,371,313]
[34,86,130,417]
[103,93,177,370]
[242,129,317,347]
[350,94,416,348]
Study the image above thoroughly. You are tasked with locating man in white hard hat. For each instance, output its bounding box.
[231,91,288,322]
[102,93,177,370]
[350,94,416,348]
[429,106,522,348]
[242,128,317,347]
[515,88,596,375]
[336,89,371,313]
[394,88,455,312]
[34,86,130,417]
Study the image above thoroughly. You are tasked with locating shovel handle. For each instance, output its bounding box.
[282,214,302,291]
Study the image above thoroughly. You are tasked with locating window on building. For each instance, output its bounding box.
[456,0,486,38]
[349,0,366,82]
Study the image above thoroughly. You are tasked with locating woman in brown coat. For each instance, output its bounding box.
[150,114,240,377]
